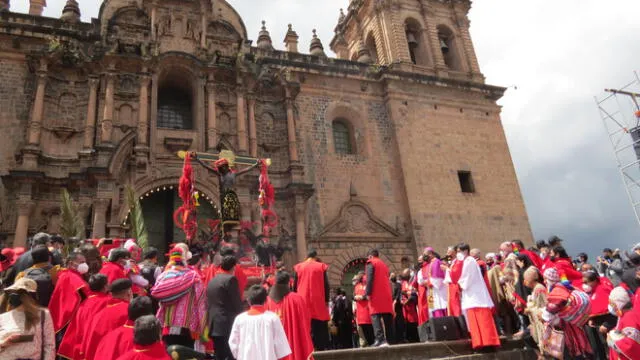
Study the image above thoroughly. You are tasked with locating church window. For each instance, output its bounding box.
[332,119,354,155]
[365,33,379,64]
[458,171,475,193]
[157,86,192,130]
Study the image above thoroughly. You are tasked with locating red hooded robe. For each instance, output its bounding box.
[49,268,89,333]
[294,259,330,321]
[553,258,583,287]
[353,282,371,325]
[265,292,315,360]
[589,280,613,317]
[58,291,110,360]
[114,342,170,360]
[95,320,135,360]
[82,297,130,360]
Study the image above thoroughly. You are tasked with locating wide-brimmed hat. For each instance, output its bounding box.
[5,278,37,293]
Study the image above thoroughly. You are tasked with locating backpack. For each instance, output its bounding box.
[24,266,53,307]
[558,289,591,327]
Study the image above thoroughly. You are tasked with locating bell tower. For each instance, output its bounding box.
[330,0,483,82]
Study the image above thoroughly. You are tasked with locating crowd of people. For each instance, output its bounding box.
[0,233,639,360]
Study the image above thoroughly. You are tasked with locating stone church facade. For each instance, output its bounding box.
[0,0,532,285]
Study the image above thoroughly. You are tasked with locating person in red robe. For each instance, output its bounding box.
[550,246,583,287]
[95,296,154,360]
[511,240,542,269]
[400,269,419,343]
[608,286,640,360]
[415,255,429,326]
[203,246,248,300]
[115,315,170,360]
[83,278,133,360]
[365,249,394,347]
[49,253,89,337]
[58,274,110,360]
[444,246,463,317]
[293,249,330,350]
[100,248,131,284]
[352,271,374,347]
[265,271,314,360]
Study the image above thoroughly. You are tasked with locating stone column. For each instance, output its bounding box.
[149,73,159,158]
[206,81,217,151]
[150,2,157,41]
[92,199,110,238]
[236,89,248,154]
[27,71,47,146]
[285,97,299,162]
[28,0,45,15]
[14,201,33,247]
[197,76,206,151]
[200,14,207,48]
[294,195,307,262]
[100,73,115,144]
[137,74,150,146]
[247,95,257,157]
[83,76,99,149]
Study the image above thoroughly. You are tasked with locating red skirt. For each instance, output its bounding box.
[448,284,462,317]
[466,308,501,349]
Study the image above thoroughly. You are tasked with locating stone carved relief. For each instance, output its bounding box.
[185,18,198,40]
[106,8,151,55]
[319,201,400,238]
[158,15,172,36]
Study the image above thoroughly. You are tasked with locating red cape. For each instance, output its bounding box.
[100,262,128,284]
[353,282,371,325]
[114,342,170,360]
[265,293,314,360]
[58,291,110,360]
[366,257,393,315]
[294,259,330,321]
[83,297,129,360]
[49,268,88,332]
[95,321,135,360]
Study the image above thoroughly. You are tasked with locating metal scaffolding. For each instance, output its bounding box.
[595,72,640,227]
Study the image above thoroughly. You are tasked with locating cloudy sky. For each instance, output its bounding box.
[12,0,640,258]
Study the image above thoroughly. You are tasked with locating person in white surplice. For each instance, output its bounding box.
[228,285,292,360]
[454,243,501,350]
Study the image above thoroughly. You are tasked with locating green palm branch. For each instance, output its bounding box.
[125,185,148,250]
[59,189,84,255]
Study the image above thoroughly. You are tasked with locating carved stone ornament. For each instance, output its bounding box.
[163,137,193,153]
[47,37,86,67]
[318,200,400,239]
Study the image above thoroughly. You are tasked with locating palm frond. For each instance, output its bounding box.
[59,189,85,255]
[125,185,148,250]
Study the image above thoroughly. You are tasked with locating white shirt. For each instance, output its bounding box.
[229,310,292,360]
[458,256,495,310]
[0,308,55,360]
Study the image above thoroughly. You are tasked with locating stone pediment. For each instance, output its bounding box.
[319,201,400,239]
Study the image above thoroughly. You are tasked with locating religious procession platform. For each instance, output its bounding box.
[313,338,536,360]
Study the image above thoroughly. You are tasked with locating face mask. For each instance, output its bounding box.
[486,261,494,267]
[550,256,556,262]
[608,304,618,317]
[8,293,22,308]
[582,284,592,293]
[540,253,547,260]
[499,251,506,258]
[123,260,132,270]
[456,252,465,261]
[77,262,89,274]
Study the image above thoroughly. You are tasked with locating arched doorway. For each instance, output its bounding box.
[137,186,218,256]
[341,258,367,297]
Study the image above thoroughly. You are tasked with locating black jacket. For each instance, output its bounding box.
[207,273,243,337]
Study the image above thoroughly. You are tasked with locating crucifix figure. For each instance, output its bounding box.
[178,149,261,228]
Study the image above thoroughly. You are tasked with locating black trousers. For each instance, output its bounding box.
[360,324,375,346]
[371,313,393,344]
[212,335,235,360]
[405,322,419,343]
[311,319,330,350]
[393,305,405,344]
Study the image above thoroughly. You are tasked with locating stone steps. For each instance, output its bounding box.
[312,338,537,360]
